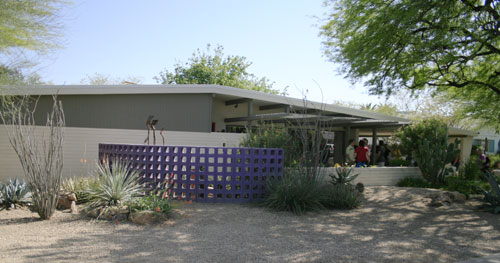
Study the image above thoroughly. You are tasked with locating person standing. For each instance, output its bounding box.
[345,139,356,165]
[477,149,491,173]
[375,140,386,167]
[355,140,370,166]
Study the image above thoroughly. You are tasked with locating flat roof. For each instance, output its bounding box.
[1,84,409,122]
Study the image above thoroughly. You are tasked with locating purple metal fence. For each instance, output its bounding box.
[98,143,284,203]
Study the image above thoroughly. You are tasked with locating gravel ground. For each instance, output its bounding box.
[1,186,499,263]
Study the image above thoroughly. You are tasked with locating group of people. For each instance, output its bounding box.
[345,138,389,167]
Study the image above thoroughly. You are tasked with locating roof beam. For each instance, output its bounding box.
[259,103,290,111]
[224,112,291,123]
[293,108,323,115]
[225,98,252,106]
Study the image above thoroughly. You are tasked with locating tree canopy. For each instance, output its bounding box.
[155,45,279,94]
[0,0,65,55]
[0,64,42,85]
[80,73,142,85]
[320,0,500,130]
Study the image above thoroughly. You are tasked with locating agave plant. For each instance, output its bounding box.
[479,170,500,214]
[329,166,359,186]
[84,159,143,218]
[0,178,31,210]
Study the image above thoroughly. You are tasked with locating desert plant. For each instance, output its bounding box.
[329,166,359,185]
[262,170,325,214]
[241,125,301,167]
[479,171,500,213]
[396,119,460,185]
[321,184,361,209]
[489,154,500,169]
[387,159,411,167]
[0,178,31,210]
[84,159,143,218]
[443,176,488,197]
[0,95,65,219]
[61,176,99,204]
[458,156,482,181]
[129,191,172,215]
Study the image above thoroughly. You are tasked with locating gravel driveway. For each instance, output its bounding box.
[1,186,499,263]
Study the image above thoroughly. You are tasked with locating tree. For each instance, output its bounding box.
[80,73,142,85]
[320,0,500,130]
[0,0,65,55]
[0,95,65,219]
[0,64,42,85]
[155,44,279,94]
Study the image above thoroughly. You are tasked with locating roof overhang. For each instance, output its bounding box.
[0,84,410,123]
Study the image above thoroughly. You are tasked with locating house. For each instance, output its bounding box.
[0,84,477,180]
[473,128,500,154]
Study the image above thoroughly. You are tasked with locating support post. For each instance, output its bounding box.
[344,126,351,164]
[371,128,377,165]
[247,100,253,132]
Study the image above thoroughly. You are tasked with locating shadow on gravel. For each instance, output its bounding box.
[9,188,500,263]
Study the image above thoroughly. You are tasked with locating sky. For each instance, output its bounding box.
[36,0,386,105]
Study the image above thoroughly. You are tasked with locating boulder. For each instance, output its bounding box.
[129,211,168,225]
[426,191,467,207]
[86,206,129,221]
[57,192,78,210]
[444,191,467,203]
[70,201,78,214]
[427,192,452,207]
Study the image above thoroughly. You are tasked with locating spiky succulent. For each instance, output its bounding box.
[0,178,31,210]
[84,159,143,218]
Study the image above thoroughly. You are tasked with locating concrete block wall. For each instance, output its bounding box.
[0,125,245,181]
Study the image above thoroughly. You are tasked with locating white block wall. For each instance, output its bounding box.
[319,167,423,186]
[0,125,245,181]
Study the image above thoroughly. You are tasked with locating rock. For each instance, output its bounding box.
[426,191,467,207]
[469,194,484,200]
[70,201,78,214]
[68,193,77,201]
[355,183,365,193]
[445,191,467,203]
[57,192,77,210]
[86,206,129,221]
[427,192,452,207]
[129,211,168,225]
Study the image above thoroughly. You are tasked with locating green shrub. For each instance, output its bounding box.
[458,156,482,181]
[329,166,359,185]
[262,170,325,214]
[321,184,361,209]
[0,178,31,210]
[479,171,500,213]
[84,160,143,218]
[443,176,487,197]
[396,119,459,185]
[397,175,490,197]
[128,191,172,215]
[489,154,500,169]
[61,176,99,204]
[241,126,301,167]
[396,177,435,188]
[387,159,411,167]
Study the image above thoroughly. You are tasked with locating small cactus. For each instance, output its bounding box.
[329,167,359,185]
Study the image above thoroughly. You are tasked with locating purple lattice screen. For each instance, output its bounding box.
[98,143,284,203]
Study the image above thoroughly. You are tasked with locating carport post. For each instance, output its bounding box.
[371,128,377,165]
